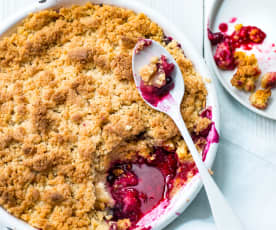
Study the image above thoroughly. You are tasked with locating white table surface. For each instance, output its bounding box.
[0,0,276,230]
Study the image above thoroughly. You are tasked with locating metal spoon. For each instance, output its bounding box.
[132,39,244,230]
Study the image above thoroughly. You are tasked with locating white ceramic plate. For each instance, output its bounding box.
[207,0,276,120]
[0,1,220,229]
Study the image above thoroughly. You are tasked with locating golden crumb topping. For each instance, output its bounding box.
[231,51,261,92]
[139,56,168,88]
[261,72,276,89]
[139,57,159,83]
[250,88,271,109]
[0,3,208,230]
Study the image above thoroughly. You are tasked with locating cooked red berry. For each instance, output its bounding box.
[214,41,237,70]
[161,55,174,76]
[208,29,225,45]
[114,171,138,188]
[163,36,173,45]
[140,55,175,106]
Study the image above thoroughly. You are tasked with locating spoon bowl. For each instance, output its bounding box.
[132,39,184,114]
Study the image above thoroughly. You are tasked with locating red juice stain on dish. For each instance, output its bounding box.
[208,24,266,70]
[202,123,219,161]
[218,23,228,33]
[200,106,213,120]
[199,107,219,161]
[229,17,237,23]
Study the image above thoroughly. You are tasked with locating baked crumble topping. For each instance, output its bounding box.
[140,55,174,88]
[134,39,152,54]
[231,51,261,92]
[250,88,271,109]
[139,57,162,87]
[261,72,276,89]
[0,3,211,230]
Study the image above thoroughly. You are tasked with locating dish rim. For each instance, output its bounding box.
[0,0,220,229]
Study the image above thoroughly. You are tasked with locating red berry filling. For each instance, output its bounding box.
[230,26,266,48]
[208,29,225,45]
[208,24,266,70]
[107,108,219,229]
[214,41,237,70]
[140,55,175,106]
[200,106,212,120]
[161,55,174,76]
[107,147,199,229]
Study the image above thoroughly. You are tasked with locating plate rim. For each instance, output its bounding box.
[0,1,220,229]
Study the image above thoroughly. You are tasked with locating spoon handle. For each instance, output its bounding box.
[171,110,244,230]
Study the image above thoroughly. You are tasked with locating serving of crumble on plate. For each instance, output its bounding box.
[0,1,219,230]
[207,0,276,119]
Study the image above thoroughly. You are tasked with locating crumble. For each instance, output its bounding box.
[0,3,210,230]
[139,57,162,87]
[261,72,276,89]
[209,21,275,111]
[250,88,271,109]
[231,51,261,92]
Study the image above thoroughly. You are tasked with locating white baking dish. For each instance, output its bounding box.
[0,1,220,229]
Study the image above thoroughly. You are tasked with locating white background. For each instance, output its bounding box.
[0,0,276,230]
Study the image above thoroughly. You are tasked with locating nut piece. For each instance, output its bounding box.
[249,88,271,110]
[231,52,261,92]
[261,72,276,89]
